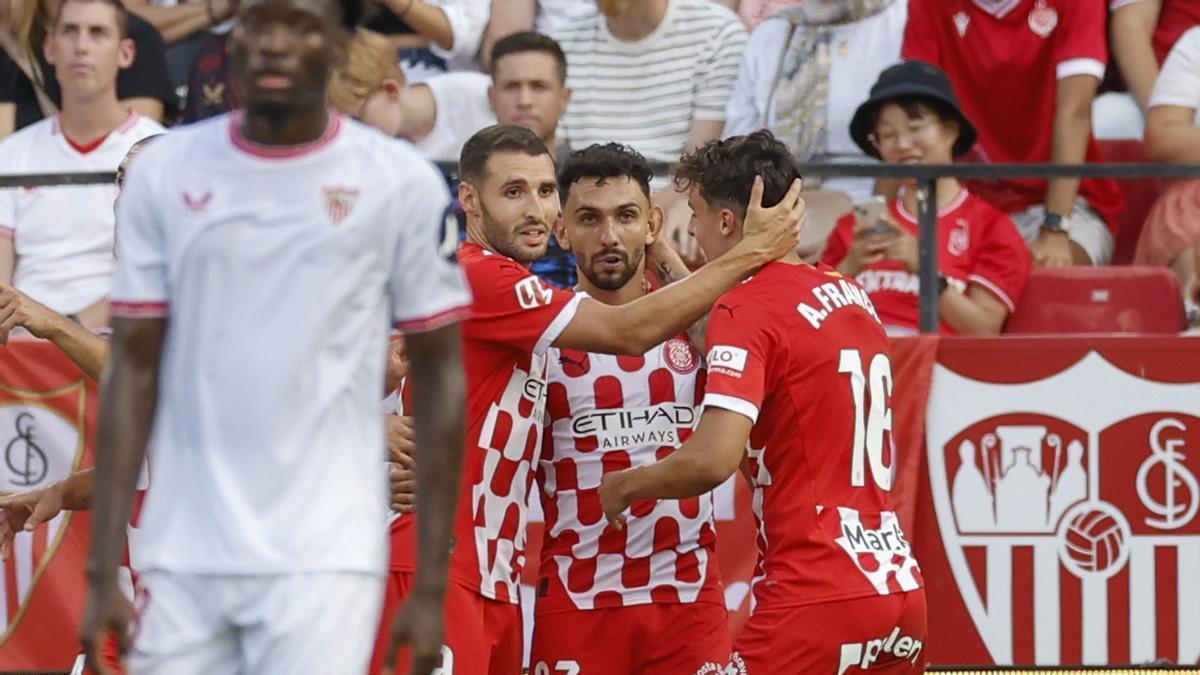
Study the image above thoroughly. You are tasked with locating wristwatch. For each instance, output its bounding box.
[1041,212,1069,234]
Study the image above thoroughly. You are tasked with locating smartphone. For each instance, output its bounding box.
[852,196,891,236]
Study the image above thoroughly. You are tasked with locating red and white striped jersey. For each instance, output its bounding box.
[536,334,724,612]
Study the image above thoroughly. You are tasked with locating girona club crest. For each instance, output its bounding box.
[323,186,359,225]
[926,352,1200,666]
[0,380,85,640]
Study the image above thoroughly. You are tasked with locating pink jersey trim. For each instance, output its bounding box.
[967,273,1017,312]
[228,112,342,160]
[111,300,169,318]
[0,226,13,239]
[115,112,141,134]
[895,188,970,224]
[394,303,471,333]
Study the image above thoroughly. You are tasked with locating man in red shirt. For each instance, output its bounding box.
[1111,0,1200,111]
[377,124,803,675]
[904,0,1125,267]
[600,131,926,674]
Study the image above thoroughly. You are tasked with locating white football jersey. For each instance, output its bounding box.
[111,113,470,575]
[0,113,165,314]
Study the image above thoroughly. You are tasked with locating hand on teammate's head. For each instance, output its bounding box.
[740,175,806,262]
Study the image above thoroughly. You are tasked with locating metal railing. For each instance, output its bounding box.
[7,161,1200,334]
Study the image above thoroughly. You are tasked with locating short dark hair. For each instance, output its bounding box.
[868,94,959,133]
[490,31,568,84]
[55,0,130,38]
[674,130,801,217]
[557,143,653,206]
[459,124,551,185]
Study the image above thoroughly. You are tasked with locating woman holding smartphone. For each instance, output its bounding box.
[820,60,1031,337]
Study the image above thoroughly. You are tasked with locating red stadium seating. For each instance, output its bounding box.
[1005,266,1186,334]
[1098,138,1165,265]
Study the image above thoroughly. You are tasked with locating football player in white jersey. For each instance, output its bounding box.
[530,143,731,674]
[79,0,471,673]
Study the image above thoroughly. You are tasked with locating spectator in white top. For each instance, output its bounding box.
[327,28,494,163]
[724,0,907,202]
[478,0,593,66]
[0,0,165,329]
[553,0,747,175]
[365,0,489,80]
[1135,27,1200,295]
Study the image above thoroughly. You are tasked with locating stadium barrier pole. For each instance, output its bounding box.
[916,177,940,334]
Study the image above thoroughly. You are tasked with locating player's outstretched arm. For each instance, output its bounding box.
[0,285,108,380]
[386,322,466,675]
[82,317,165,670]
[0,468,94,560]
[554,177,804,356]
[599,407,753,530]
[644,234,709,352]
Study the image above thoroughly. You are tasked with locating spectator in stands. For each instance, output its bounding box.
[328,28,493,163]
[364,0,489,81]
[822,60,1031,336]
[480,0,608,67]
[904,0,1125,267]
[1135,27,1200,297]
[122,0,235,92]
[488,30,575,286]
[488,30,570,160]
[724,0,907,202]
[0,0,172,136]
[554,0,746,174]
[554,0,747,263]
[180,15,235,122]
[1111,0,1200,111]
[0,0,165,328]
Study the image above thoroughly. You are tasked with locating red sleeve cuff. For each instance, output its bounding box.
[111,300,169,318]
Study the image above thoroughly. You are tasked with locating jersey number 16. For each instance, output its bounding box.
[837,349,894,491]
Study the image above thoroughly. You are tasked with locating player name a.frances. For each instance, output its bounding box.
[797,278,882,330]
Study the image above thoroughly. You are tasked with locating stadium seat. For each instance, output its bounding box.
[1098,139,1165,265]
[1005,266,1186,334]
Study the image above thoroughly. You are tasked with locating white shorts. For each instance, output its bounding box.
[1009,199,1115,265]
[128,570,384,675]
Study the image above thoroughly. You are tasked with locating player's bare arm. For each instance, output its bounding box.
[0,468,94,559]
[554,177,804,355]
[644,232,709,351]
[81,316,166,670]
[0,284,108,379]
[599,407,753,530]
[386,322,467,675]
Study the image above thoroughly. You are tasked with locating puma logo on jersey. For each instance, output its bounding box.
[837,627,923,674]
[715,303,738,318]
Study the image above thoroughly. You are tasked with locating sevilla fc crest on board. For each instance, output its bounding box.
[926,352,1200,666]
[323,186,359,225]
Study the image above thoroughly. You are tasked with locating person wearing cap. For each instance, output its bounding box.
[821,60,1031,336]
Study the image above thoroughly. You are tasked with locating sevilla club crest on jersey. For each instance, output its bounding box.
[926,352,1200,665]
[1027,0,1058,38]
[663,338,700,374]
[323,186,360,225]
